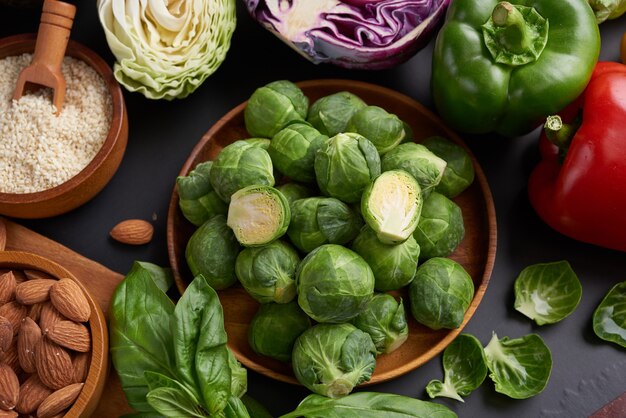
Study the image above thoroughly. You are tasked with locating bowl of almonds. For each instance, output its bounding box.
[0,251,107,418]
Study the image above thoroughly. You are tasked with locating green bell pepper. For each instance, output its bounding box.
[432,0,600,137]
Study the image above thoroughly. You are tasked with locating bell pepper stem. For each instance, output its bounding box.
[492,2,531,53]
[544,115,576,151]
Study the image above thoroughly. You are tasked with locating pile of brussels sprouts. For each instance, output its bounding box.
[177,80,477,399]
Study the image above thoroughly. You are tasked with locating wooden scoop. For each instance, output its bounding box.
[13,0,76,114]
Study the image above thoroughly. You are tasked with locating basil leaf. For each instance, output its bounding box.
[144,371,200,405]
[593,281,626,348]
[224,396,252,418]
[110,262,177,413]
[279,392,457,418]
[121,413,164,418]
[146,387,208,418]
[228,348,248,398]
[241,395,273,418]
[134,261,174,293]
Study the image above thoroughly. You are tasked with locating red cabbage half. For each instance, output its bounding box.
[244,0,450,70]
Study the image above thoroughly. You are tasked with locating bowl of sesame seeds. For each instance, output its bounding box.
[0,34,128,218]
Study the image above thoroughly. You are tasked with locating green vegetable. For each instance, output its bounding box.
[227,185,290,247]
[268,123,328,183]
[210,140,275,202]
[241,395,273,418]
[228,349,248,399]
[409,257,474,330]
[185,215,240,289]
[244,138,271,149]
[314,132,381,203]
[484,332,552,399]
[346,106,406,154]
[381,143,446,199]
[588,0,626,23]
[352,294,409,354]
[426,334,487,402]
[248,302,312,362]
[224,397,251,418]
[593,281,626,348]
[351,225,420,291]
[244,80,309,138]
[514,261,582,325]
[177,161,228,226]
[235,240,300,304]
[306,91,367,136]
[413,192,465,260]
[291,323,376,398]
[287,197,362,253]
[361,170,423,244]
[422,136,475,198]
[297,244,375,323]
[276,183,314,207]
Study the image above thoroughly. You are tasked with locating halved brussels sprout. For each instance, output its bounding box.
[268,122,328,183]
[307,91,367,136]
[352,294,409,354]
[381,143,447,198]
[297,244,375,323]
[422,136,475,198]
[185,215,241,289]
[288,197,362,253]
[361,170,423,244]
[314,132,381,203]
[413,192,465,260]
[292,323,376,398]
[227,185,290,247]
[235,240,300,304]
[276,183,314,207]
[248,301,312,362]
[346,106,406,154]
[177,161,228,226]
[210,140,275,202]
[351,225,420,291]
[244,80,309,138]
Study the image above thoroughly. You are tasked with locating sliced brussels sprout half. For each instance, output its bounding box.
[422,136,475,198]
[177,161,228,226]
[235,240,300,304]
[276,182,314,207]
[307,91,367,136]
[244,80,308,138]
[593,281,626,348]
[352,294,409,355]
[346,105,406,154]
[314,132,381,203]
[227,185,290,247]
[413,192,465,260]
[292,323,376,398]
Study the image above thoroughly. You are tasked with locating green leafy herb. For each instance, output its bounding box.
[593,281,626,348]
[241,395,274,418]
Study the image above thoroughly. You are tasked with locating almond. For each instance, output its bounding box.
[23,270,56,281]
[37,383,83,418]
[0,364,19,411]
[10,271,26,285]
[72,351,90,383]
[15,279,56,305]
[49,279,91,323]
[0,272,16,305]
[28,303,44,323]
[0,302,28,335]
[110,219,154,245]
[17,317,41,374]
[39,303,65,331]
[46,320,91,353]
[34,338,73,390]
[0,410,17,418]
[0,316,12,355]
[15,374,53,414]
[1,342,19,374]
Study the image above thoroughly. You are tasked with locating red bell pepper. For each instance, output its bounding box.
[528,61,626,252]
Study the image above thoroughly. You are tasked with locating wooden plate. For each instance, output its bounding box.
[166,79,497,385]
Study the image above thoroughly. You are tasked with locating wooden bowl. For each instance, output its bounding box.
[167,79,497,385]
[0,33,128,219]
[0,250,108,417]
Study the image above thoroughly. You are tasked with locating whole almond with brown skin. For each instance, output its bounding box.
[37,383,83,418]
[72,351,90,383]
[10,271,26,285]
[28,303,43,323]
[110,219,154,245]
[39,303,64,332]
[15,279,56,305]
[0,316,12,355]
[0,410,17,418]
[35,338,73,390]
[18,317,42,373]
[0,301,28,335]
[49,279,91,323]
[15,374,53,414]
[0,364,19,411]
[0,272,16,305]
[47,320,91,353]
[24,270,55,281]
[1,342,19,374]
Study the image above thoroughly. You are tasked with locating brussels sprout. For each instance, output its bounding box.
[346,106,406,154]
[401,121,414,144]
[292,323,376,398]
[244,80,308,138]
[352,294,409,354]
[288,197,362,253]
[409,258,474,330]
[268,123,329,183]
[244,137,271,149]
[185,215,240,289]
[227,348,247,398]
[297,244,375,323]
[176,161,228,226]
[422,136,475,198]
[361,170,423,244]
[210,140,275,202]
[307,91,367,136]
[276,183,314,207]
[227,185,290,247]
[413,192,465,260]
[351,226,420,291]
[381,143,447,198]
[235,240,300,304]
[248,301,312,362]
[315,132,381,203]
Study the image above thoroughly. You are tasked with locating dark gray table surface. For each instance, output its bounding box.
[1,3,625,417]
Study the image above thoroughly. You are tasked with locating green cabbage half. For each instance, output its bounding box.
[97,0,236,100]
